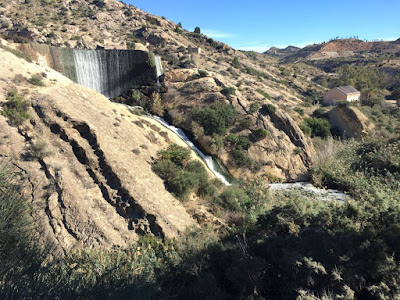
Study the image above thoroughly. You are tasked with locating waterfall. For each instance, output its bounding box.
[152,116,231,186]
[62,49,158,98]
[154,55,163,78]
[73,49,103,96]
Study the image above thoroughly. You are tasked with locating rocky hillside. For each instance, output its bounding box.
[0,41,231,253]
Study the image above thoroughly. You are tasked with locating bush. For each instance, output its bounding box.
[157,144,190,167]
[198,70,209,78]
[168,171,199,199]
[249,103,259,114]
[2,88,30,126]
[194,26,201,34]
[28,74,44,86]
[302,118,331,138]
[153,160,180,182]
[231,150,252,167]
[312,107,327,118]
[252,128,267,140]
[294,107,304,116]
[217,186,251,211]
[232,57,240,69]
[193,103,237,135]
[220,87,236,97]
[153,145,219,201]
[299,123,312,136]
[239,117,253,130]
[261,104,276,115]
[256,89,271,99]
[225,134,252,150]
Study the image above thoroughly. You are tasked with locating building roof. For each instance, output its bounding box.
[337,86,360,94]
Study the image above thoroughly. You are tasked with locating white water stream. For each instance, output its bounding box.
[154,56,163,78]
[151,116,231,186]
[268,182,351,201]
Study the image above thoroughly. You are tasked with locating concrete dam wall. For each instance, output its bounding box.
[18,43,162,98]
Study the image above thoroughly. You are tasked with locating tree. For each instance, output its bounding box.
[194,27,201,34]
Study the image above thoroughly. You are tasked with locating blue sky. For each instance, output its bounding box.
[126,0,400,52]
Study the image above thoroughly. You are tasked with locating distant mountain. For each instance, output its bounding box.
[271,38,400,63]
[265,45,301,56]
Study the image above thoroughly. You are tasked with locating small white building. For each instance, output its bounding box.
[323,86,360,106]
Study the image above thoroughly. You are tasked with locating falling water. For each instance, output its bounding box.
[154,55,163,78]
[152,116,231,186]
[73,50,103,95]
[68,49,157,98]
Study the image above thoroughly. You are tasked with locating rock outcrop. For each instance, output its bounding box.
[327,106,374,138]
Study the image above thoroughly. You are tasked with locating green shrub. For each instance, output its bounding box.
[185,160,207,179]
[153,160,180,182]
[2,88,30,126]
[312,107,327,118]
[231,150,252,167]
[217,186,251,211]
[299,123,312,136]
[198,70,209,78]
[220,87,236,97]
[28,74,44,86]
[168,171,199,199]
[232,57,240,69]
[294,107,304,116]
[193,103,237,135]
[249,103,259,113]
[302,118,331,138]
[153,145,219,201]
[157,144,190,167]
[252,128,267,140]
[194,26,201,34]
[239,117,253,130]
[0,164,44,297]
[256,89,271,99]
[261,104,276,114]
[225,134,252,150]
[197,181,218,199]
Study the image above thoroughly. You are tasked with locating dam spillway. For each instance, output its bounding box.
[18,43,161,98]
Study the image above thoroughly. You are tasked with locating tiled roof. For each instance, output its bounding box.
[337,86,359,94]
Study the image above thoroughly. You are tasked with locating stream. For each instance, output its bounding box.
[125,106,350,200]
[151,116,232,186]
[268,182,351,201]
